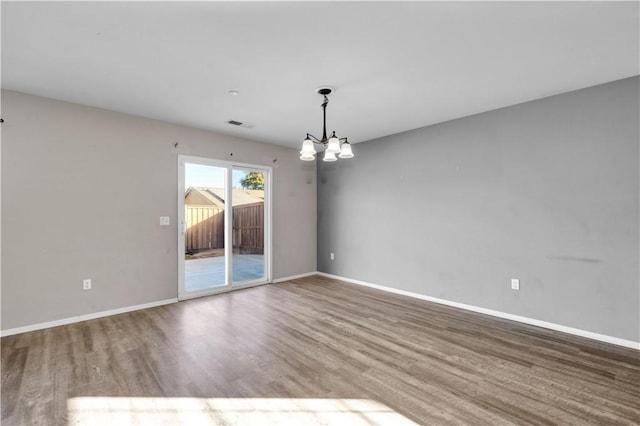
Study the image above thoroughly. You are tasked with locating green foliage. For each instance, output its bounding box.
[239,172,264,190]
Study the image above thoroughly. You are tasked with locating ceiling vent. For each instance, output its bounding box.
[227,120,243,126]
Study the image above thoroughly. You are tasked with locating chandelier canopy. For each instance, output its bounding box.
[300,88,354,162]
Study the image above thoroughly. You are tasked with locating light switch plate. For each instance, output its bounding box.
[511,278,520,290]
[160,216,170,226]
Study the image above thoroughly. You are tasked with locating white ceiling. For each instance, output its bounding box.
[2,2,638,149]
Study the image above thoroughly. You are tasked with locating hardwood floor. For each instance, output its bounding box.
[2,275,639,425]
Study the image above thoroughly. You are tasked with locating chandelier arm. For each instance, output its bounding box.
[306,133,323,144]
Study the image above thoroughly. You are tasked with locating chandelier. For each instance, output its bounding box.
[299,88,354,162]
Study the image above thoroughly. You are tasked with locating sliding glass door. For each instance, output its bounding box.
[178,156,271,300]
[231,168,266,285]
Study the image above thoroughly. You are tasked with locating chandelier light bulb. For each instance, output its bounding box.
[338,141,354,159]
[300,153,316,161]
[326,132,341,154]
[323,151,338,162]
[300,137,316,155]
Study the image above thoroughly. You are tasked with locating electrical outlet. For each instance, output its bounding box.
[511,278,520,290]
[330,252,334,260]
[83,279,92,290]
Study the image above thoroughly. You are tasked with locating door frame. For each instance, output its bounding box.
[177,155,272,301]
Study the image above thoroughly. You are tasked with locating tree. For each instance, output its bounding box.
[239,172,264,190]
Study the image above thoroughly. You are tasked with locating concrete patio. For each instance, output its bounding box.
[185,254,265,292]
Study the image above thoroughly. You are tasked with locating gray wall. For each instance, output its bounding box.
[318,76,639,342]
[1,90,316,330]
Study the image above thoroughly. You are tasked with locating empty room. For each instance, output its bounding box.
[1,2,638,425]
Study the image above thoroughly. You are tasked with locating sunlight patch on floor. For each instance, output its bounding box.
[67,397,419,425]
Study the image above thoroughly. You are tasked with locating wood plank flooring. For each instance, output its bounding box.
[2,275,639,425]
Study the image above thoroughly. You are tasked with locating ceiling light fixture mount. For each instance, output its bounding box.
[300,87,354,162]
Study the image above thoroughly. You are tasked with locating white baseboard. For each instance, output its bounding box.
[316,272,640,350]
[5,273,637,350]
[272,271,318,283]
[1,272,319,337]
[1,298,178,337]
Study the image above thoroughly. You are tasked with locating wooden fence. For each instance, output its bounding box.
[185,202,264,254]
[185,206,225,252]
[232,202,264,254]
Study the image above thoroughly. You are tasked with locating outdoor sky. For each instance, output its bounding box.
[185,164,247,190]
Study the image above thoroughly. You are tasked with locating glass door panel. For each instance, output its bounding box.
[231,169,266,284]
[183,163,228,293]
